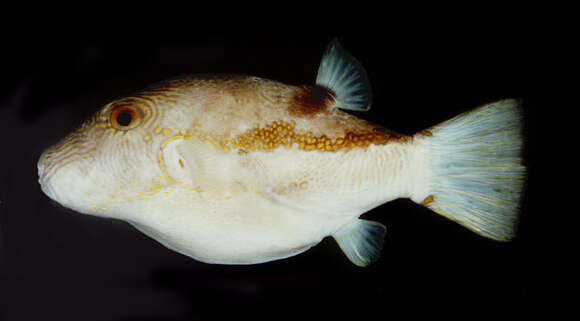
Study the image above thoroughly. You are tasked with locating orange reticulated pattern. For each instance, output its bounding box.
[227,120,407,154]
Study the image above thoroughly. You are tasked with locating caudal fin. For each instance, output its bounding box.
[413,99,525,241]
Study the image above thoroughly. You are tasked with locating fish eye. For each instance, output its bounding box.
[110,105,142,130]
[117,111,132,126]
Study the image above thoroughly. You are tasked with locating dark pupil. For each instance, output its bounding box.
[116,111,132,126]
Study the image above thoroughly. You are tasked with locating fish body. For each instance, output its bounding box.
[38,40,525,266]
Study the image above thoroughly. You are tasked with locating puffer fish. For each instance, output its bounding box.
[37,40,525,266]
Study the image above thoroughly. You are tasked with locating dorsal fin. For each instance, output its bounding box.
[316,39,373,111]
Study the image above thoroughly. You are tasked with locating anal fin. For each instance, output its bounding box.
[333,219,386,267]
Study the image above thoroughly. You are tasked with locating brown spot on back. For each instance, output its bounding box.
[289,85,336,116]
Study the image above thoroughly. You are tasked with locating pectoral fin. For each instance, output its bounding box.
[333,219,386,267]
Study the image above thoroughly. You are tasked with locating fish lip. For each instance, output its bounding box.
[37,153,47,185]
[37,153,56,201]
[39,181,55,200]
[37,155,45,178]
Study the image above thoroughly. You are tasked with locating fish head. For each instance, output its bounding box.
[37,93,187,218]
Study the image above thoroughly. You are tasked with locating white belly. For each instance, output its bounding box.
[123,139,414,264]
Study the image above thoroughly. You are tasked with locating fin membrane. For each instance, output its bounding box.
[333,219,386,267]
[316,39,372,111]
[420,99,525,241]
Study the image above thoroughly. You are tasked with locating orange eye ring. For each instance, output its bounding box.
[109,104,142,130]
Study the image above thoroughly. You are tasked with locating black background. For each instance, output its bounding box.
[0,3,568,321]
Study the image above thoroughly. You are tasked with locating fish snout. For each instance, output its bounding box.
[37,151,56,200]
[37,144,100,212]
[37,152,46,180]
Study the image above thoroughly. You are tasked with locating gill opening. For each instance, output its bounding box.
[157,134,192,185]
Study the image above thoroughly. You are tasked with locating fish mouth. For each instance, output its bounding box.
[38,179,57,202]
[37,153,58,202]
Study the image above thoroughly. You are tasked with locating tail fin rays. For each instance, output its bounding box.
[416,99,525,241]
